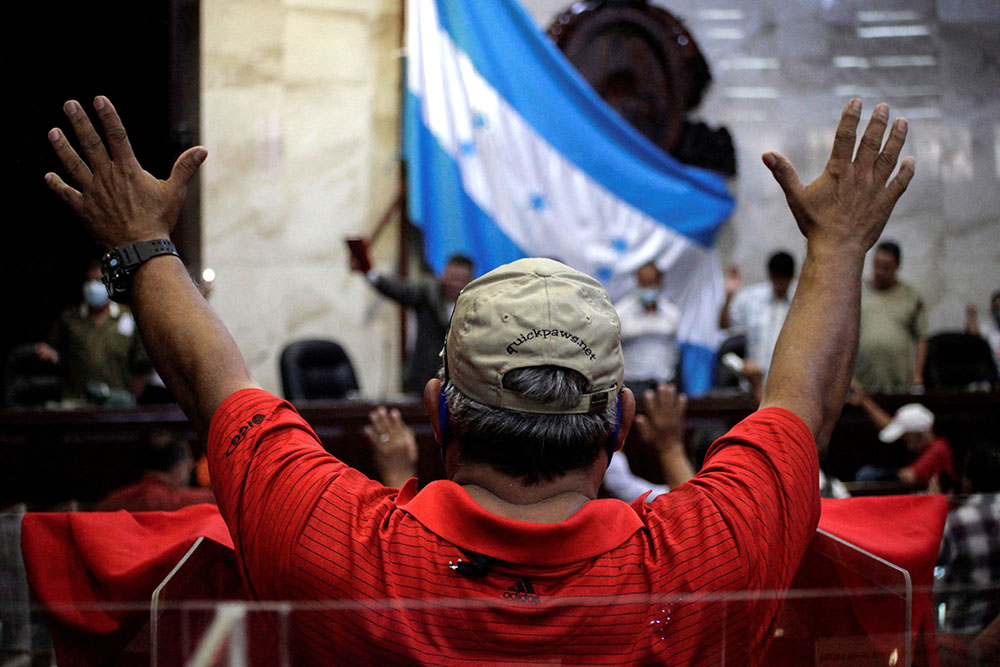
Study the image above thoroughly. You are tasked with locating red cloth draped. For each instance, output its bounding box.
[21,504,231,667]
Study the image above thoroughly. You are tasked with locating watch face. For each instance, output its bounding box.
[101,250,129,302]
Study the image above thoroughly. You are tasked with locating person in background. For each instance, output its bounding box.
[848,380,954,488]
[855,240,928,391]
[364,405,420,490]
[966,290,1000,374]
[95,431,216,512]
[936,440,1000,661]
[719,250,796,377]
[34,261,148,405]
[615,262,682,398]
[603,384,694,501]
[351,253,474,394]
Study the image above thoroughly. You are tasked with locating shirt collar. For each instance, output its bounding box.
[396,479,645,565]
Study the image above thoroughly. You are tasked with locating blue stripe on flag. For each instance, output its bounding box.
[404,91,527,275]
[433,0,733,247]
[679,343,718,396]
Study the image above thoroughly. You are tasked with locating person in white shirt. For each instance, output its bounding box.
[615,262,682,398]
[719,251,797,376]
[967,290,1000,374]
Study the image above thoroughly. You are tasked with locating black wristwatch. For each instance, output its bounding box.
[101,239,180,303]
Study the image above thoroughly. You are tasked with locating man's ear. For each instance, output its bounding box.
[615,388,636,453]
[423,378,444,444]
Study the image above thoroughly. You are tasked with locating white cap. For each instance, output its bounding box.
[878,403,935,443]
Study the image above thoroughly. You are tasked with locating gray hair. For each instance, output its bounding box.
[443,365,618,483]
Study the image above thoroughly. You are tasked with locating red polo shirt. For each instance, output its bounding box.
[208,389,819,665]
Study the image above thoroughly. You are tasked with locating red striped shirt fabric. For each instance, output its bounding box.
[208,389,819,665]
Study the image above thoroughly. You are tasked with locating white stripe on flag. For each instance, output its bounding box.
[407,0,724,350]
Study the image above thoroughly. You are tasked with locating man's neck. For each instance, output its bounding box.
[452,462,602,524]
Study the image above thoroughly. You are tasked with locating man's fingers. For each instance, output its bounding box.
[829,98,862,166]
[387,409,406,436]
[63,100,111,172]
[884,156,916,205]
[762,152,804,200]
[641,388,656,416]
[873,117,908,184]
[659,384,680,414]
[48,127,93,187]
[391,409,411,435]
[370,406,389,431]
[44,172,84,211]
[854,103,890,173]
[633,415,650,443]
[93,96,137,166]
[168,146,208,189]
[830,98,863,165]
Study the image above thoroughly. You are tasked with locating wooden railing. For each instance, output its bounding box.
[3,391,997,508]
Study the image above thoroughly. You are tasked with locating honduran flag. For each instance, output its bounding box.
[403,0,736,394]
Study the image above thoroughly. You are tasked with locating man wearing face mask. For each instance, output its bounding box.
[614,262,682,398]
[34,261,148,404]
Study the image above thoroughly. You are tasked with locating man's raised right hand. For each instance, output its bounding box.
[762,99,914,253]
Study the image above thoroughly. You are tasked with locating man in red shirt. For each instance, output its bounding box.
[44,95,913,664]
[848,381,955,488]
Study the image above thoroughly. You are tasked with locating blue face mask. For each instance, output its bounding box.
[83,279,109,309]
[638,287,659,308]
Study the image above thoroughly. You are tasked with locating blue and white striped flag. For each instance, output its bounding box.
[403,0,736,394]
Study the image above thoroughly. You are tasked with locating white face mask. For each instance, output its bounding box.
[83,279,109,309]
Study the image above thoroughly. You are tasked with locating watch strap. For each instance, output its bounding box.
[102,239,180,303]
[118,238,178,267]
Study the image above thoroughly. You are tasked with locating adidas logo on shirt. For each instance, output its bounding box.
[502,578,540,604]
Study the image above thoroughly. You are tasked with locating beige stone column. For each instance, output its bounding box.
[201,0,405,397]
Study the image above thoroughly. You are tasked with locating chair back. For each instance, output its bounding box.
[924,331,997,391]
[280,339,359,401]
[3,345,61,407]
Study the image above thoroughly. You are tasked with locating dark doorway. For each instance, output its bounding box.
[1,0,200,354]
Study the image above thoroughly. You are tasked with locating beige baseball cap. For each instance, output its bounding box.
[444,258,624,414]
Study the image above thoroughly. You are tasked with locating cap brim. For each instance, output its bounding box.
[878,422,904,443]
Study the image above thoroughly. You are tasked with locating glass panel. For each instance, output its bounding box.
[9,516,1000,665]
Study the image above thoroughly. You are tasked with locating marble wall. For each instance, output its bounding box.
[202,0,406,396]
[202,0,1000,397]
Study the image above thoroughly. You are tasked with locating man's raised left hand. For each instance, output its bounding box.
[45,96,206,250]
